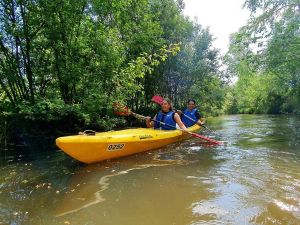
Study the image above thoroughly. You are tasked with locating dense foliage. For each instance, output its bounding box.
[0,0,225,135]
[224,0,300,114]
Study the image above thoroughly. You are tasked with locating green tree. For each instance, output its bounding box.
[0,0,226,136]
[224,0,300,114]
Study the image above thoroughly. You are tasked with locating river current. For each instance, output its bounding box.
[0,115,299,224]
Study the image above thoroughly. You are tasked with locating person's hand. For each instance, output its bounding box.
[198,121,205,126]
[146,117,152,123]
[176,110,182,115]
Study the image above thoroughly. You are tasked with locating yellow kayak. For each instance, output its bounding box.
[56,124,200,164]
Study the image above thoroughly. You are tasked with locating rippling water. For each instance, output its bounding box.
[0,115,300,225]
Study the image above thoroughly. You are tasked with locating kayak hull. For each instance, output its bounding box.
[56,124,200,164]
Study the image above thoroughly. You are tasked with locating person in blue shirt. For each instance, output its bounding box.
[177,99,205,128]
[146,98,188,131]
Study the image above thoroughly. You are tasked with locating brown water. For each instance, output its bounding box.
[0,115,300,225]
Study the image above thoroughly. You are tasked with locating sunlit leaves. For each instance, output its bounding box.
[111,43,181,100]
[224,0,300,114]
[0,0,225,132]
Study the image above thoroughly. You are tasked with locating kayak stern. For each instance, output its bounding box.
[56,125,200,163]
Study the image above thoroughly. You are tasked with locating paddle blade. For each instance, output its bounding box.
[112,103,132,116]
[151,95,164,105]
[190,133,223,145]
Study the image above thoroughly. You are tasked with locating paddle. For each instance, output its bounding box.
[113,103,223,145]
[151,95,216,133]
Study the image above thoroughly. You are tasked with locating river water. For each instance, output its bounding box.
[0,115,300,225]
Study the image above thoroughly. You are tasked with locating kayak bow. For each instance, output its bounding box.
[56,124,201,163]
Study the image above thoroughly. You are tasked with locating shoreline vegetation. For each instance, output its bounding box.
[1,0,299,149]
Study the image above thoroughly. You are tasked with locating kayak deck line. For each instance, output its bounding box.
[56,124,201,164]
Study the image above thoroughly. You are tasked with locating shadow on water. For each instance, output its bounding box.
[0,135,223,225]
[52,142,223,225]
[0,148,81,224]
[1,115,300,225]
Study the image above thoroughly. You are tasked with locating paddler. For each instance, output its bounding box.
[177,99,205,128]
[146,98,189,131]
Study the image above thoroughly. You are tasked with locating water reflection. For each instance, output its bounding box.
[207,115,300,224]
[0,115,300,225]
[54,144,220,225]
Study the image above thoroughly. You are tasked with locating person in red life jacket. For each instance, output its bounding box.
[146,98,189,131]
[177,99,205,128]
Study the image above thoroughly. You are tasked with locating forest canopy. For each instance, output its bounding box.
[0,0,299,135]
[224,0,300,114]
[0,0,224,131]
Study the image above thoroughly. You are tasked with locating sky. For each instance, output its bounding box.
[183,0,250,54]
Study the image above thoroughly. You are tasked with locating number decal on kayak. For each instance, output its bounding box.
[107,144,125,151]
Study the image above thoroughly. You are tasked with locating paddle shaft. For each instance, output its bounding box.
[151,95,215,132]
[132,113,181,130]
[113,102,222,144]
[131,112,222,144]
[181,113,215,133]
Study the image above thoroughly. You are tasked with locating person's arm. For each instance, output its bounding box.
[174,113,189,132]
[195,111,205,125]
